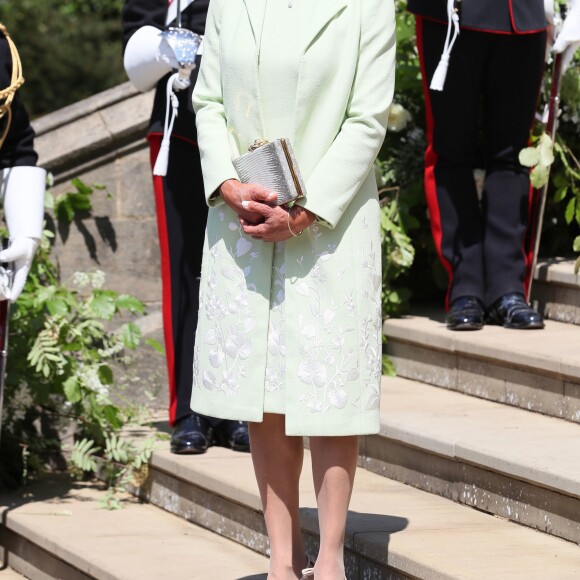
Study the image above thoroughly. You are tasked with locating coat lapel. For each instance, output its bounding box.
[303,0,348,52]
[243,0,268,50]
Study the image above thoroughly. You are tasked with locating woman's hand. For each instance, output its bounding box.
[240,203,317,242]
[219,179,278,225]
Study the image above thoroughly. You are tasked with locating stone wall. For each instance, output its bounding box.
[32,82,161,305]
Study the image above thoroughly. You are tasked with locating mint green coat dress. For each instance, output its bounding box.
[191,0,396,436]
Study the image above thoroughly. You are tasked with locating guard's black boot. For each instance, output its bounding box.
[486,293,545,329]
[213,420,250,452]
[446,296,485,331]
[170,413,211,455]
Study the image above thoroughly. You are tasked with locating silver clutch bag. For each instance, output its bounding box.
[233,139,306,206]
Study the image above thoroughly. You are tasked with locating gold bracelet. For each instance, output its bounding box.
[287,206,303,237]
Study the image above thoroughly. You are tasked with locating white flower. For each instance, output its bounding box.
[91,270,105,289]
[298,359,327,387]
[236,237,253,257]
[202,370,217,390]
[225,332,252,359]
[72,272,90,288]
[387,103,412,133]
[209,346,225,368]
[328,388,348,409]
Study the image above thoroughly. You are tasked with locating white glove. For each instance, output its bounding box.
[0,166,46,302]
[123,25,174,92]
[554,0,580,69]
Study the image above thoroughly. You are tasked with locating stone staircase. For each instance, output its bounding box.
[1,260,579,579]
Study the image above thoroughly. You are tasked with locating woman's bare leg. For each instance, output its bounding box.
[249,413,307,579]
[309,435,358,579]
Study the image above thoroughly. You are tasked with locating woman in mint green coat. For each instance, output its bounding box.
[192,0,395,576]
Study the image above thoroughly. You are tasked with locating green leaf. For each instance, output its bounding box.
[116,295,145,314]
[538,133,554,167]
[573,235,580,253]
[46,297,70,317]
[98,365,114,385]
[145,338,164,354]
[519,147,540,167]
[554,186,569,203]
[103,406,123,430]
[530,164,549,189]
[382,354,396,377]
[565,197,576,225]
[71,178,93,196]
[63,377,82,403]
[90,291,117,320]
[119,322,141,349]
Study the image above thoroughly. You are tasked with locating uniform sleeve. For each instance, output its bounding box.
[191,0,238,205]
[0,35,37,170]
[298,0,396,228]
[121,0,168,48]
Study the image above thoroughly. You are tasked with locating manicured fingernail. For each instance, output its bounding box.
[242,201,249,208]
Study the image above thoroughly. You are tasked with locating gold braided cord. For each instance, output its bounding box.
[0,22,25,151]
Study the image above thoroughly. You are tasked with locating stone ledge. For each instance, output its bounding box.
[534,258,580,287]
[32,83,154,173]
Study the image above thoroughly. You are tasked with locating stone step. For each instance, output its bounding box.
[135,444,580,579]
[532,259,580,325]
[0,476,269,580]
[383,312,580,423]
[360,376,580,544]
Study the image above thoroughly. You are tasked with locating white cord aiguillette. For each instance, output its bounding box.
[430,0,460,91]
[153,73,180,177]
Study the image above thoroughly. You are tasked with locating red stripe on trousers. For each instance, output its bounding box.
[148,134,178,425]
[416,16,454,310]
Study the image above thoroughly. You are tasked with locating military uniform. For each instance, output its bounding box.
[408,0,548,329]
[0,24,45,303]
[121,0,249,451]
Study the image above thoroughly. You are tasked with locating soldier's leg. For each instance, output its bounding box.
[416,17,487,308]
[481,31,547,307]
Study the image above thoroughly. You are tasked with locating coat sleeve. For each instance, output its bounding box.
[298,0,396,228]
[191,0,238,205]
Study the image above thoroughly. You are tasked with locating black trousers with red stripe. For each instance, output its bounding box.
[148,134,208,426]
[416,17,546,308]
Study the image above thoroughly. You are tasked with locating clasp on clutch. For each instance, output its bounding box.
[249,139,270,152]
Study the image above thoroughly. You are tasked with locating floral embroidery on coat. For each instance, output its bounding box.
[193,216,260,397]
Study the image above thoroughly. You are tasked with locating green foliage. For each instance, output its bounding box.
[0,178,161,504]
[0,0,126,117]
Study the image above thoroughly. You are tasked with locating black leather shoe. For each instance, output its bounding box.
[213,420,250,452]
[486,293,545,329]
[446,296,485,330]
[170,414,211,455]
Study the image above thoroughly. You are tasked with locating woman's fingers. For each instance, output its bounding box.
[241,200,272,215]
[248,185,278,204]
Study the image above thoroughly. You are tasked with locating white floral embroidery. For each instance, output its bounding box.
[265,242,286,394]
[194,222,259,397]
